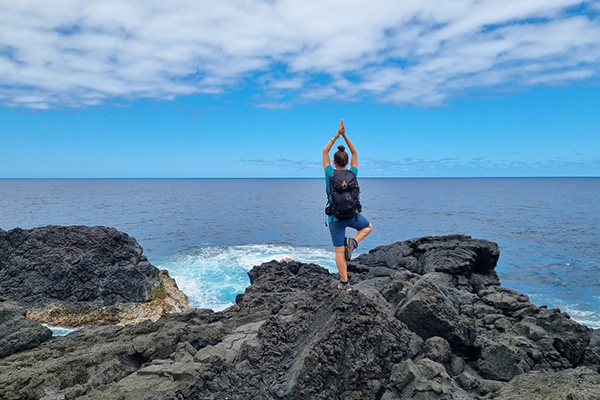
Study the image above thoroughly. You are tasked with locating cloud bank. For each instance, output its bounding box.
[1,0,599,109]
[242,155,600,176]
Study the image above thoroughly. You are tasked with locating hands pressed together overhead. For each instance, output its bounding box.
[323,118,357,169]
[334,119,345,141]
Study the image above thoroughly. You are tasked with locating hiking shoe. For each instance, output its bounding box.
[337,280,352,291]
[344,237,357,261]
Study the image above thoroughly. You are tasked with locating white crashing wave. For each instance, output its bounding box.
[159,244,337,311]
[43,324,78,337]
[529,294,600,329]
[564,306,600,329]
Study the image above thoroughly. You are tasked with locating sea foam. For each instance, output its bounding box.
[159,244,337,311]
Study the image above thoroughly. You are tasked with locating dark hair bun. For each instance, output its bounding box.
[337,145,346,152]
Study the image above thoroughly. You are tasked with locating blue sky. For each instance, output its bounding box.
[1,0,599,178]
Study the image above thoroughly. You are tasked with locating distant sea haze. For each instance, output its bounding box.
[1,177,598,328]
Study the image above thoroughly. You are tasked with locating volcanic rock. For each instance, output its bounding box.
[0,233,598,400]
[0,225,190,327]
[0,300,52,358]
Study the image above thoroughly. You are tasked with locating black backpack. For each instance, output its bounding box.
[326,169,362,220]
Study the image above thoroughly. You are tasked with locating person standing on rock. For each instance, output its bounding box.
[322,119,373,290]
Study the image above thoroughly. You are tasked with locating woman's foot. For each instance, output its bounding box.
[337,280,352,291]
[344,237,358,261]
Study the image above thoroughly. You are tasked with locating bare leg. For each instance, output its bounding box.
[354,223,373,244]
[334,246,347,281]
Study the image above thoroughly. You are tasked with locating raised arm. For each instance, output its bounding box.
[322,120,344,169]
[341,128,358,169]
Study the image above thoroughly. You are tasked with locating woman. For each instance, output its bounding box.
[322,119,373,290]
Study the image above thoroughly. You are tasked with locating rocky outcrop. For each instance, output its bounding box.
[0,300,52,358]
[0,225,190,327]
[0,234,598,400]
[493,367,600,400]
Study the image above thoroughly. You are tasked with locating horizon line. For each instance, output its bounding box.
[1,176,599,180]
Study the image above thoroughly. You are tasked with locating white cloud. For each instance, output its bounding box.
[240,154,600,176]
[0,0,599,108]
[240,158,319,170]
[268,78,304,90]
[255,102,292,110]
[359,155,600,176]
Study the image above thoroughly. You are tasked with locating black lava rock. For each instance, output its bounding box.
[0,225,159,309]
[0,233,598,400]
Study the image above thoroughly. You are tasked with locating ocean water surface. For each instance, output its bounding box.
[1,178,598,329]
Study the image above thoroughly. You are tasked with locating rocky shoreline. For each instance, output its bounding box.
[0,226,190,327]
[0,228,599,399]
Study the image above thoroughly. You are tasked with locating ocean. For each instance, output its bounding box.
[1,178,598,329]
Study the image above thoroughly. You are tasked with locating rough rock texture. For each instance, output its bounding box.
[0,225,190,327]
[494,367,600,400]
[0,300,52,358]
[0,234,598,400]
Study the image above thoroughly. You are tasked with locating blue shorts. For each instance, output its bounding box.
[328,214,370,247]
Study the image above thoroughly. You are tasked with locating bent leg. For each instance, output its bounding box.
[354,223,372,244]
[348,214,372,245]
